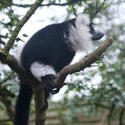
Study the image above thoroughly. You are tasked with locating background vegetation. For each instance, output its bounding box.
[0,0,125,125]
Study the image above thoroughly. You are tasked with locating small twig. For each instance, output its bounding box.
[94,0,106,16]
[119,108,125,125]
[107,104,115,125]
[0,97,14,120]
[12,0,84,8]
[90,64,99,67]
[0,119,13,122]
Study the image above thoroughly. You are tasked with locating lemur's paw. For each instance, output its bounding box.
[41,74,57,90]
[41,75,62,95]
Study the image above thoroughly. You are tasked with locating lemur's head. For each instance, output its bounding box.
[69,14,104,51]
[75,14,104,41]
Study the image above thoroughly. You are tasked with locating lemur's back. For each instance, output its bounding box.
[20,22,75,72]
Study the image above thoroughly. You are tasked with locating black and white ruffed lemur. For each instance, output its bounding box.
[15,14,104,125]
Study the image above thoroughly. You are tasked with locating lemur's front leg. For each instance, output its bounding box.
[41,74,61,94]
[30,62,61,94]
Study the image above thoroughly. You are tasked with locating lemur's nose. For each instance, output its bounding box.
[92,32,104,40]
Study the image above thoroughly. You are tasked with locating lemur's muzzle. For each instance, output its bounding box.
[92,32,104,40]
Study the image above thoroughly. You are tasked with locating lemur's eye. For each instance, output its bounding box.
[89,22,95,27]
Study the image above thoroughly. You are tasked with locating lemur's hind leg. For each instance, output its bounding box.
[30,62,60,94]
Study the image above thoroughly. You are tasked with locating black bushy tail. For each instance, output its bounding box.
[14,81,33,125]
[41,89,50,111]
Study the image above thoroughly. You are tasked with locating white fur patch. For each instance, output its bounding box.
[14,44,25,66]
[76,14,90,26]
[30,62,56,81]
[69,14,93,52]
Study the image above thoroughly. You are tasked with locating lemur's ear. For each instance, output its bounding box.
[75,14,90,26]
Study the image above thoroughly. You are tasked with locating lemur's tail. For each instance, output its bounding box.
[14,81,33,125]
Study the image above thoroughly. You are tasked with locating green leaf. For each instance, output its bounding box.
[22,34,28,37]
[99,65,106,71]
[104,3,110,8]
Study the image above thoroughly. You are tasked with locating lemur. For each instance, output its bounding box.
[15,14,104,125]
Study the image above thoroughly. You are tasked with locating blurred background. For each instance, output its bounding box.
[0,0,125,125]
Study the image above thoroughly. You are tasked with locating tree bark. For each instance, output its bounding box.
[119,108,125,125]
[34,87,46,125]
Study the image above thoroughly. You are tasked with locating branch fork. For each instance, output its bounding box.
[0,37,114,89]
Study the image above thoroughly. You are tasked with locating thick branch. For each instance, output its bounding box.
[34,88,46,125]
[54,37,114,85]
[0,37,114,89]
[4,0,44,53]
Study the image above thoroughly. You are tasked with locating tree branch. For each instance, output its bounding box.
[54,36,114,86]
[0,37,114,88]
[119,108,125,125]
[107,104,115,125]
[0,97,14,120]
[4,0,44,53]
[12,0,84,8]
[34,88,46,125]
[92,0,106,18]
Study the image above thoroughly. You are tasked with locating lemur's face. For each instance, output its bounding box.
[89,23,104,40]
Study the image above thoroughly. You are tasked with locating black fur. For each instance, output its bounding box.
[14,83,32,125]
[21,20,75,73]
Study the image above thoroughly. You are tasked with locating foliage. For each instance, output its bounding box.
[61,1,125,124]
[0,0,125,125]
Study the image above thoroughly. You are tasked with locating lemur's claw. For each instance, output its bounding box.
[50,88,60,95]
[41,75,64,95]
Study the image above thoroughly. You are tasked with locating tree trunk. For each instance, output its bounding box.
[34,87,46,125]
